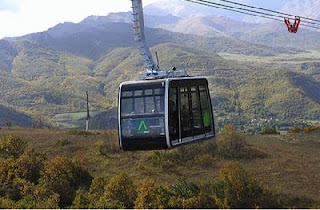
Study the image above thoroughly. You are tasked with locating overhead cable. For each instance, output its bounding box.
[184,0,320,30]
[190,0,320,27]
[216,0,320,24]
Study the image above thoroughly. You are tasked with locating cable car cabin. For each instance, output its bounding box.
[118,77,215,151]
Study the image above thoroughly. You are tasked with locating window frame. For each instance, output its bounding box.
[169,79,213,141]
[121,86,165,119]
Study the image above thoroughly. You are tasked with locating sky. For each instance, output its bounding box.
[0,0,157,39]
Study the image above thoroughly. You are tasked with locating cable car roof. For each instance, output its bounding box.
[120,76,208,86]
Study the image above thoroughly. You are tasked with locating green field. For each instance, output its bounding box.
[52,111,105,129]
[218,50,320,64]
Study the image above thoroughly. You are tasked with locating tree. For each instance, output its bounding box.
[213,162,264,208]
[88,176,108,202]
[0,197,15,209]
[103,172,136,208]
[38,156,92,207]
[261,127,280,135]
[14,148,46,184]
[134,179,157,209]
[167,178,200,209]
[0,135,26,159]
[71,189,90,209]
[217,125,246,158]
[0,148,45,201]
[14,185,61,209]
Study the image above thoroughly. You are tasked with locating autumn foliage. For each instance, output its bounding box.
[0,134,317,209]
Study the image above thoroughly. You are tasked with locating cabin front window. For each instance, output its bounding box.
[121,87,165,138]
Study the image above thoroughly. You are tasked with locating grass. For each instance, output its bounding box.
[52,111,105,129]
[0,128,319,201]
[245,133,320,200]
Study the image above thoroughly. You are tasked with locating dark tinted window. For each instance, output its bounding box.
[122,98,133,114]
[134,90,143,97]
[135,97,144,114]
[145,97,155,113]
[169,88,178,141]
[122,91,133,97]
[121,85,165,138]
[191,86,203,130]
[121,86,165,116]
[180,87,192,137]
[199,85,212,128]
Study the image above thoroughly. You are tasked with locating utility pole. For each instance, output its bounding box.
[86,91,90,131]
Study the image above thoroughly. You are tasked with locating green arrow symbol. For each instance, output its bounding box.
[137,120,149,132]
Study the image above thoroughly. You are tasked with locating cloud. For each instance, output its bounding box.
[0,0,19,12]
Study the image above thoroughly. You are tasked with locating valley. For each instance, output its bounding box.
[0,5,319,132]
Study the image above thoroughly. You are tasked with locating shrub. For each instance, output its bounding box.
[0,135,27,158]
[0,159,27,199]
[201,140,217,156]
[88,177,108,200]
[261,127,280,135]
[195,185,218,209]
[167,179,218,209]
[71,189,90,209]
[213,162,264,208]
[28,185,60,209]
[170,144,200,162]
[67,130,95,136]
[195,154,215,167]
[0,148,45,201]
[217,125,246,158]
[71,176,110,209]
[288,126,302,133]
[55,139,71,146]
[168,180,199,208]
[289,126,320,134]
[303,126,320,133]
[103,172,137,208]
[134,179,157,209]
[267,193,315,209]
[170,178,199,199]
[149,144,205,169]
[0,197,16,208]
[95,139,119,156]
[15,148,46,183]
[134,179,218,209]
[95,197,125,209]
[149,151,175,170]
[149,185,173,209]
[38,156,92,207]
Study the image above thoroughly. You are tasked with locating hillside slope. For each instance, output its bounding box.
[0,13,319,129]
[0,104,33,127]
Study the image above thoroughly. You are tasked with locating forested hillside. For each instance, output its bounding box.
[0,11,319,130]
[0,104,32,127]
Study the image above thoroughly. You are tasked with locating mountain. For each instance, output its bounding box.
[145,0,320,21]
[281,0,320,19]
[162,15,320,50]
[145,0,284,20]
[0,104,33,127]
[0,40,17,73]
[0,12,319,130]
[79,10,320,51]
[143,0,320,51]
